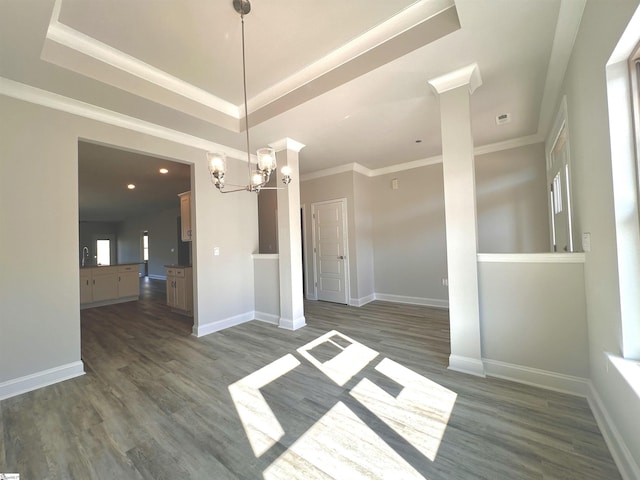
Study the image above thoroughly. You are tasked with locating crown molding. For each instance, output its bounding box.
[2,76,545,179]
[474,133,544,156]
[536,0,586,138]
[428,63,482,95]
[269,138,306,153]
[248,0,457,114]
[300,134,545,181]
[45,0,240,120]
[300,163,368,182]
[0,77,248,162]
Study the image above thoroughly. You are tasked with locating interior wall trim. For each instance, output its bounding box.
[192,311,254,337]
[254,311,279,325]
[477,253,586,263]
[0,361,85,401]
[0,77,247,162]
[374,293,449,309]
[588,382,640,480]
[300,134,544,182]
[483,358,589,397]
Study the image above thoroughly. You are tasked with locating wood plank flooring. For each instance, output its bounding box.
[0,278,621,479]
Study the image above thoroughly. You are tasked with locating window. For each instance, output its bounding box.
[631,43,640,205]
[143,231,149,261]
[606,14,640,361]
[96,239,111,265]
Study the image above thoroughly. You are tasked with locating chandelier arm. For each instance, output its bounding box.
[218,185,253,193]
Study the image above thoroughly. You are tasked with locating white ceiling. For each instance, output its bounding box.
[0,0,584,219]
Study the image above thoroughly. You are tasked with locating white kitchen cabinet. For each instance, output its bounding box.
[179,191,192,242]
[166,266,193,316]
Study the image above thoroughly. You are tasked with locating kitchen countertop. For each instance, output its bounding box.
[164,264,192,268]
[80,262,143,269]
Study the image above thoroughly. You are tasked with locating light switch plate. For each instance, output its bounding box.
[582,232,591,252]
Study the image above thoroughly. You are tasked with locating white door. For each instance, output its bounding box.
[548,124,573,252]
[312,200,349,304]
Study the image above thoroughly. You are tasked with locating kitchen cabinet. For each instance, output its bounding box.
[166,266,193,316]
[179,191,192,242]
[80,269,92,304]
[91,266,118,302]
[80,264,141,308]
[118,264,140,298]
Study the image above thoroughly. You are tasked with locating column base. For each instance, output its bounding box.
[448,354,486,377]
[279,316,306,331]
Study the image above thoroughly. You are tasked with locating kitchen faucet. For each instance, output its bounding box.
[82,246,89,267]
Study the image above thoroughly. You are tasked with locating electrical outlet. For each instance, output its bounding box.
[442,278,448,287]
[214,246,220,256]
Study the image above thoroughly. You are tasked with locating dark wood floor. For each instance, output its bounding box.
[0,278,621,479]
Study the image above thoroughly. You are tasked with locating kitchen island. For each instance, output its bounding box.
[80,263,142,309]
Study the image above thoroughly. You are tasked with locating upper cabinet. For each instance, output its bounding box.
[179,191,192,242]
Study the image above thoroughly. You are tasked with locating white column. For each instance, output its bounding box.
[428,64,485,377]
[270,137,306,330]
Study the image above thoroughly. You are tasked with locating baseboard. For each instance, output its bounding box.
[374,293,449,309]
[0,361,85,400]
[588,383,640,480]
[254,311,279,325]
[279,316,306,331]
[483,359,589,397]
[80,296,139,310]
[349,294,375,307]
[448,354,486,377]
[306,293,318,301]
[193,311,254,337]
[148,274,166,280]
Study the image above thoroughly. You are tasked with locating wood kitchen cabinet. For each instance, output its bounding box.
[91,266,118,302]
[80,264,141,308]
[80,269,92,304]
[166,266,193,316]
[118,264,140,298]
[179,191,192,242]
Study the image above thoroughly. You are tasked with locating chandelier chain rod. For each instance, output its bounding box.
[240,9,253,186]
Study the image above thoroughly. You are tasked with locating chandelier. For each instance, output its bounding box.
[207,0,292,193]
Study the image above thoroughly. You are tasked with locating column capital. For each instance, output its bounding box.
[428,63,482,95]
[269,138,306,153]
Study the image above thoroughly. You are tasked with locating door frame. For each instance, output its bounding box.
[310,198,350,304]
[546,95,575,252]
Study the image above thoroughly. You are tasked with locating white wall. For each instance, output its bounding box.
[476,143,549,253]
[300,145,549,307]
[371,163,448,305]
[253,255,280,323]
[118,206,181,278]
[300,171,359,300]
[0,95,258,388]
[478,255,589,386]
[556,0,640,472]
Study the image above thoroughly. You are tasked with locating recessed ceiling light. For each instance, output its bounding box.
[127,184,136,190]
[159,168,169,174]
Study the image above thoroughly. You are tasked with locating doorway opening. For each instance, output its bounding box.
[143,231,149,277]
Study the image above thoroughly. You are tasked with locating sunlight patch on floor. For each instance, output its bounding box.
[262,401,425,480]
[230,330,458,477]
[350,357,457,461]
[228,353,300,457]
[297,330,379,386]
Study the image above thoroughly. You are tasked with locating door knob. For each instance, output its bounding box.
[338,255,345,260]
